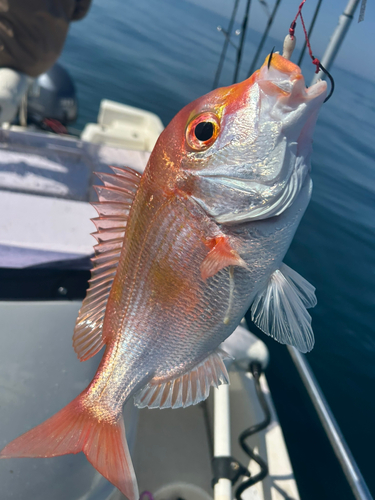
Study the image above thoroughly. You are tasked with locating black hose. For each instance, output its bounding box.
[235,362,271,500]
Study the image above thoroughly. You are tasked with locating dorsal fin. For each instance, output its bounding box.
[73,166,142,362]
[133,348,230,409]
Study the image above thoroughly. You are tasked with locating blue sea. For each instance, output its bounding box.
[60,0,375,498]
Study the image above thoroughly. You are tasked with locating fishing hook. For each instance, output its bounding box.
[267,46,275,69]
[319,62,335,103]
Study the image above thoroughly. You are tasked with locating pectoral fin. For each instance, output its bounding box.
[251,264,316,353]
[200,236,247,280]
[134,348,230,409]
[280,263,317,308]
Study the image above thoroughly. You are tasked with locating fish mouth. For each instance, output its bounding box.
[257,52,327,103]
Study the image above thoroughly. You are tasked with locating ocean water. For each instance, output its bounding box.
[60,0,375,498]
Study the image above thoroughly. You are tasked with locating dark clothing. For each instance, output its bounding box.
[0,0,92,77]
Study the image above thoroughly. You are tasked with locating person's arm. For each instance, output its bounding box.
[71,0,92,21]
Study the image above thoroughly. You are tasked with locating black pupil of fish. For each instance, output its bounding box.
[194,121,214,142]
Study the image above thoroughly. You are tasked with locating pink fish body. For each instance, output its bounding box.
[0,54,326,500]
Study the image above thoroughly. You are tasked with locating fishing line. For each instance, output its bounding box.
[297,0,323,67]
[289,0,319,74]
[289,0,335,102]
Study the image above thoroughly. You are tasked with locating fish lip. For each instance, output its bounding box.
[258,53,327,102]
[281,74,327,102]
[305,78,327,99]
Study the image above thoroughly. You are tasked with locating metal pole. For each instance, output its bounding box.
[287,346,374,500]
[310,0,361,86]
[214,384,232,500]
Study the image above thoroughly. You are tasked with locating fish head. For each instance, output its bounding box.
[175,53,327,223]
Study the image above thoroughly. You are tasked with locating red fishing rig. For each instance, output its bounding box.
[283,0,335,102]
[213,0,334,102]
[289,0,321,74]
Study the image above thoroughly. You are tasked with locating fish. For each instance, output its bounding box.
[0,53,326,500]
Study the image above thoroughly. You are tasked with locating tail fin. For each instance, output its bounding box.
[0,395,139,500]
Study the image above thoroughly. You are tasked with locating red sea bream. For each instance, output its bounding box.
[0,54,326,499]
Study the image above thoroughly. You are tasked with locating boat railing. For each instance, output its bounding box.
[213,329,373,500]
[287,346,374,500]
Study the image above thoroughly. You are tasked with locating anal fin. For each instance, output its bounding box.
[134,348,230,409]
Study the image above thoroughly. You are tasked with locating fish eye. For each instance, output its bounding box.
[194,121,213,141]
[186,112,220,151]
